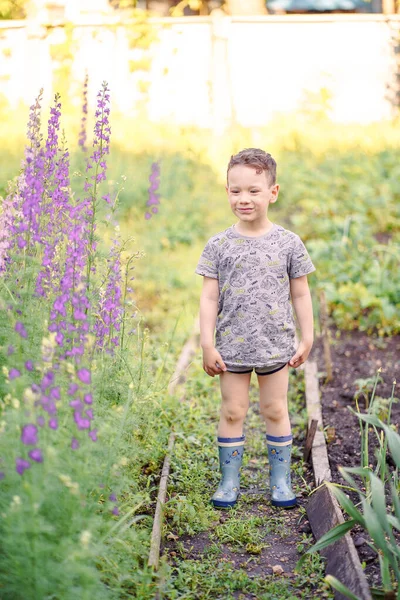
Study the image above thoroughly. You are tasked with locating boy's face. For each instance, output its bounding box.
[226,165,279,224]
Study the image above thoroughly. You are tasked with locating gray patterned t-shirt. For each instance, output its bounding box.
[195,222,316,368]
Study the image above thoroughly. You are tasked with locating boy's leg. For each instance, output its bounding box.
[211,371,251,508]
[218,371,251,437]
[257,364,290,436]
[257,364,297,507]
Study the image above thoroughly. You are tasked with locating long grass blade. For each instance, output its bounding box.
[326,482,365,526]
[369,472,391,535]
[387,515,400,531]
[296,519,356,569]
[382,425,400,468]
[324,575,361,600]
[378,554,393,592]
[391,482,400,523]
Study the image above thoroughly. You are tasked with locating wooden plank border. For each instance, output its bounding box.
[148,316,201,571]
[303,357,372,600]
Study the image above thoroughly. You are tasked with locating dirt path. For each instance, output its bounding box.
[159,368,334,599]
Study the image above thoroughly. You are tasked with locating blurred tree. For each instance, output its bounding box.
[0,0,27,18]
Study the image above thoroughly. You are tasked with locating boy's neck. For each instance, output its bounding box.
[234,218,274,237]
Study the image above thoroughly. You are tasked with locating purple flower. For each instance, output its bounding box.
[15,322,27,338]
[71,438,79,450]
[16,457,31,475]
[0,472,5,480]
[69,399,83,410]
[112,506,119,516]
[7,345,14,356]
[74,411,90,430]
[89,429,97,442]
[37,415,45,427]
[25,360,34,371]
[48,418,58,430]
[78,72,88,152]
[50,387,60,400]
[94,236,122,352]
[21,424,38,445]
[109,492,117,502]
[0,194,15,273]
[145,161,161,220]
[84,393,92,405]
[77,368,91,385]
[9,368,21,380]
[68,383,79,396]
[28,448,43,463]
[41,371,54,390]
[83,81,111,289]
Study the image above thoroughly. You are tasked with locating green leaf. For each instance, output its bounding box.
[350,410,382,428]
[378,554,393,591]
[326,482,365,526]
[391,482,400,523]
[361,499,397,573]
[369,473,391,536]
[387,515,400,531]
[296,519,356,569]
[325,575,361,600]
[338,466,365,492]
[382,425,400,468]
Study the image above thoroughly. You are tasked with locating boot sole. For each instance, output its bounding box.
[271,498,298,508]
[211,498,237,509]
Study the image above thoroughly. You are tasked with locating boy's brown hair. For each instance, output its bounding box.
[227,148,277,186]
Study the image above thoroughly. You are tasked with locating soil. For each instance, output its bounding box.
[311,326,400,590]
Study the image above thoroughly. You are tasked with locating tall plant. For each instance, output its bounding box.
[298,371,399,599]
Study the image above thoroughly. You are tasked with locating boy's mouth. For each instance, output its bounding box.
[238,208,253,212]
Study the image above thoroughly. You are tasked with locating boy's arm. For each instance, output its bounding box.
[289,274,314,366]
[199,276,219,348]
[199,277,227,375]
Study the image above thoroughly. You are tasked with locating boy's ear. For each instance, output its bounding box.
[269,184,279,203]
[225,185,229,194]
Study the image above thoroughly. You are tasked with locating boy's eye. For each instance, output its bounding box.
[250,190,259,193]
[231,190,239,194]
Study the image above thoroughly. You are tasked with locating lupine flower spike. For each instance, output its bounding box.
[78,72,88,152]
[145,161,160,220]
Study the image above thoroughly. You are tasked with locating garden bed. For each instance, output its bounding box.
[310,326,400,590]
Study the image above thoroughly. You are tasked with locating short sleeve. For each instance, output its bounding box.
[195,239,219,279]
[288,235,316,279]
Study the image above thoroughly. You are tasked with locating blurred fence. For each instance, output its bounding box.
[0,14,399,126]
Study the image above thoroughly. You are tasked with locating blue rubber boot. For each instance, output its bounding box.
[266,434,297,508]
[211,435,245,509]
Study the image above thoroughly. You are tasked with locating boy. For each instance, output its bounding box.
[195,148,316,509]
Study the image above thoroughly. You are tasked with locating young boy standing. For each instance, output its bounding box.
[195,148,316,509]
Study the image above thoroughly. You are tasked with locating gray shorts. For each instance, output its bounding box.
[224,361,288,376]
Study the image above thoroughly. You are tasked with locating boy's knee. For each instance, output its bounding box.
[222,403,248,423]
[260,400,287,423]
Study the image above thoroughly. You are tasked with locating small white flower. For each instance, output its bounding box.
[11,398,20,409]
[11,495,21,509]
[80,530,91,548]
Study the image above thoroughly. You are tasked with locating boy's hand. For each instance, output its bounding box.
[202,347,227,377]
[289,339,313,368]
